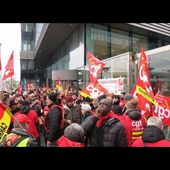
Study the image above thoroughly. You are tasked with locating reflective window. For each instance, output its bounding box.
[21,60,27,70]
[111,28,129,56]
[86,24,110,61]
[27,60,34,70]
[133,33,148,52]
[149,50,170,96]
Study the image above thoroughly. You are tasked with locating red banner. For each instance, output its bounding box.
[153,92,170,126]
[2,50,14,80]
[87,50,105,84]
[80,81,108,98]
[135,48,156,105]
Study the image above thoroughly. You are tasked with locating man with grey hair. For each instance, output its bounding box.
[147,116,163,130]
[132,116,170,147]
[56,123,85,147]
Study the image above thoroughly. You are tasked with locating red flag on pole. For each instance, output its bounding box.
[135,48,156,105]
[2,50,14,80]
[87,51,105,84]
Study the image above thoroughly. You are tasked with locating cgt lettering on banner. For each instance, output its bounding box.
[86,84,104,98]
[154,105,170,119]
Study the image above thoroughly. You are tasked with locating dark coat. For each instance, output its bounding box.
[80,111,91,124]
[45,105,63,143]
[132,125,170,147]
[32,102,42,117]
[64,104,81,125]
[81,115,128,147]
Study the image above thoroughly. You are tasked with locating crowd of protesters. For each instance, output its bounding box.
[0,85,170,147]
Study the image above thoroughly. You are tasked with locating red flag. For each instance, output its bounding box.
[135,48,156,105]
[87,51,105,84]
[131,86,153,118]
[154,92,170,126]
[80,81,108,98]
[2,50,14,80]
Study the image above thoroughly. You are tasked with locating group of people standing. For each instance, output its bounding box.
[0,86,170,147]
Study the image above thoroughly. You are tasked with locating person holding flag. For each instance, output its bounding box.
[0,114,38,147]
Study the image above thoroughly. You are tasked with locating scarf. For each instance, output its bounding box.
[96,112,115,128]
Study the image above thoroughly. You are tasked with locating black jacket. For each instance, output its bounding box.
[81,115,127,147]
[45,105,63,143]
[142,125,165,143]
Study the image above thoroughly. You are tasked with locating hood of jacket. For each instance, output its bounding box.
[126,109,141,121]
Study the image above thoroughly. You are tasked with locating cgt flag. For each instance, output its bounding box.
[135,48,156,105]
[87,50,105,84]
[0,102,11,142]
[2,50,14,80]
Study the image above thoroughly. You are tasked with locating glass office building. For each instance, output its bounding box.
[20,23,170,94]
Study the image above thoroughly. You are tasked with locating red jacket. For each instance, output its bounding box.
[56,136,84,147]
[132,125,170,147]
[132,138,170,147]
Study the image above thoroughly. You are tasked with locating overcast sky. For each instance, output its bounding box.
[0,23,21,82]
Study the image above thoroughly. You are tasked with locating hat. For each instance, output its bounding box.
[84,97,93,103]
[14,114,31,124]
[125,98,138,109]
[81,103,91,112]
[124,94,134,101]
[64,96,73,103]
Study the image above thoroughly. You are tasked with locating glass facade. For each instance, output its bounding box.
[21,59,34,70]
[21,23,170,92]
[85,23,170,92]
[148,49,170,96]
[86,24,110,61]
[132,33,148,52]
[111,28,129,56]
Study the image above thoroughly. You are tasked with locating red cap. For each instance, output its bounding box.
[14,114,31,123]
